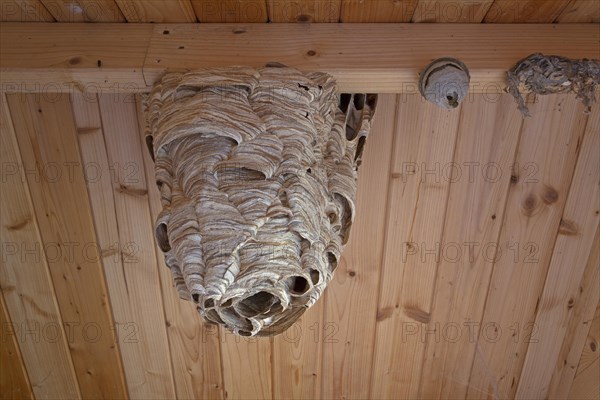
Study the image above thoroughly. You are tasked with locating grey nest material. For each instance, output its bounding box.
[143,66,376,336]
[419,57,470,109]
[507,53,600,116]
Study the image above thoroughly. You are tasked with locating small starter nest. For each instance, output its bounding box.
[507,53,600,116]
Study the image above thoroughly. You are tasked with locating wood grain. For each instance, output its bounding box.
[321,94,397,399]
[272,301,324,399]
[0,94,80,399]
[135,96,224,400]
[268,0,340,22]
[483,0,571,22]
[93,93,176,398]
[7,93,127,399]
[73,93,163,398]
[115,0,196,22]
[2,23,598,94]
[466,94,589,399]
[144,23,599,94]
[220,333,272,399]
[556,0,600,23]
[40,0,124,21]
[191,0,267,22]
[340,0,417,22]
[371,95,461,399]
[546,210,600,397]
[0,0,54,21]
[419,94,523,399]
[2,86,600,397]
[0,290,33,399]
[412,0,493,22]
[0,22,152,92]
[569,301,600,399]
[516,104,599,398]
[271,97,367,388]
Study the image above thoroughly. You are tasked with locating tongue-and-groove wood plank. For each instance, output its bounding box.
[221,334,273,399]
[340,0,417,22]
[483,0,571,22]
[547,224,600,398]
[0,94,79,399]
[418,94,523,399]
[321,94,397,399]
[557,0,600,23]
[467,94,589,399]
[412,0,494,22]
[71,93,173,398]
[371,95,462,399]
[95,93,177,398]
[569,298,600,399]
[2,0,598,22]
[135,95,225,400]
[40,0,125,22]
[1,91,598,398]
[272,300,324,398]
[267,0,340,22]
[6,93,128,399]
[516,105,600,398]
[191,0,268,22]
[115,0,196,22]
[0,0,54,21]
[0,294,33,399]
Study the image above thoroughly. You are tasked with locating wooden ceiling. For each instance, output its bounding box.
[0,0,598,23]
[2,89,599,399]
[1,1,599,400]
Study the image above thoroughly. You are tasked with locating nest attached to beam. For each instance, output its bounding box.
[143,66,376,336]
[507,53,600,116]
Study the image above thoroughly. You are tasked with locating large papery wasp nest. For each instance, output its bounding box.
[143,66,376,336]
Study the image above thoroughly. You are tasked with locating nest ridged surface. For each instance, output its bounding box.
[144,66,376,336]
[507,53,600,116]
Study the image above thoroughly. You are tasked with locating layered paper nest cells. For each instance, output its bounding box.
[143,66,377,336]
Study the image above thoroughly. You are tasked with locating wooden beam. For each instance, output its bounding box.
[1,23,152,92]
[0,22,598,93]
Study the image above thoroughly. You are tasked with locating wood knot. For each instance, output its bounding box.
[348,270,356,277]
[522,193,538,216]
[376,307,394,322]
[297,14,311,22]
[232,28,246,34]
[558,219,578,236]
[567,298,574,309]
[541,185,559,204]
[68,57,82,65]
[510,174,519,184]
[6,216,31,231]
[117,184,148,197]
[306,50,317,57]
[403,306,431,324]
